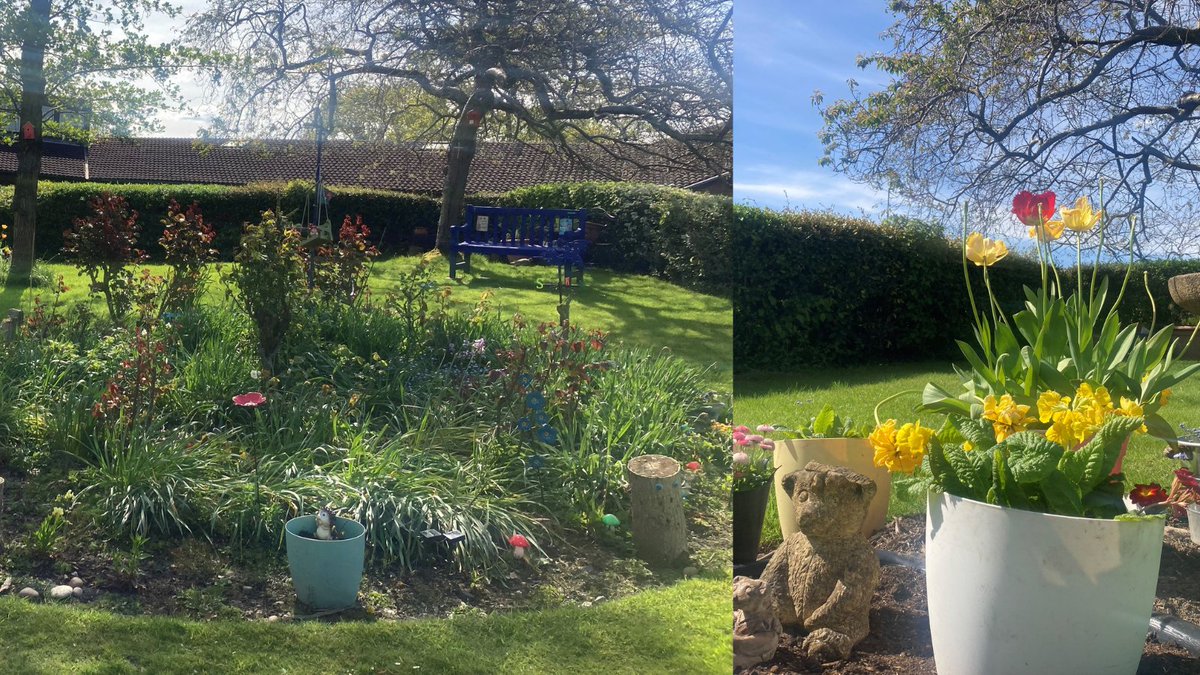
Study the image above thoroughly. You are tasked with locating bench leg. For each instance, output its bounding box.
[463,252,472,274]
[449,254,457,279]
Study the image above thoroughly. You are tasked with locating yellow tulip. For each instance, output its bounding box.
[1058,196,1103,232]
[1028,218,1065,242]
[965,232,1009,267]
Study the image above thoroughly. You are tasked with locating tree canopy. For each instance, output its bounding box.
[820,0,1200,258]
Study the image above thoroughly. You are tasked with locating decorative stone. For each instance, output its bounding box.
[1169,273,1200,315]
[72,587,84,599]
[733,576,783,668]
[267,615,279,623]
[17,587,38,600]
[68,577,84,588]
[682,566,699,578]
[49,585,74,600]
[760,462,880,662]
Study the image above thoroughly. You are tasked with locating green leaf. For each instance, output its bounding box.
[927,436,968,496]
[950,416,997,453]
[1114,513,1166,523]
[1039,470,1083,516]
[943,442,990,496]
[992,447,1029,509]
[1070,416,1143,490]
[811,405,837,437]
[1002,432,1064,484]
[920,381,972,415]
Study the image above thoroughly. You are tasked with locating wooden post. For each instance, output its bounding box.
[2,309,22,342]
[627,454,688,566]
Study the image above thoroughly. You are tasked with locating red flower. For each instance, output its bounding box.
[1129,483,1168,506]
[508,534,529,549]
[1175,468,1200,490]
[1012,191,1056,227]
[686,461,701,472]
[233,392,267,407]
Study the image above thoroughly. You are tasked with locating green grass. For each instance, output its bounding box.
[0,577,730,674]
[1,256,731,390]
[737,361,1200,548]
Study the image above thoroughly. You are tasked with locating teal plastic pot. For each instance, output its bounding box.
[284,515,366,610]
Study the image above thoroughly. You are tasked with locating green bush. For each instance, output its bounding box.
[733,205,1200,370]
[499,182,732,295]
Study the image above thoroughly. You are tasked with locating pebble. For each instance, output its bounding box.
[682,566,699,577]
[267,615,279,623]
[49,585,74,600]
[69,577,84,588]
[17,587,38,600]
[72,587,84,599]
[580,601,592,608]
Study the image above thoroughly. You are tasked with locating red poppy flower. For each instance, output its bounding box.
[1175,468,1200,490]
[233,392,267,407]
[1129,483,1168,506]
[508,534,529,549]
[1012,190,1056,227]
[686,461,701,471]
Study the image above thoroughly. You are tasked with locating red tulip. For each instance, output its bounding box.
[233,392,267,407]
[1012,191,1056,227]
[1129,483,1168,506]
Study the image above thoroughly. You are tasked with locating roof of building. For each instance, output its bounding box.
[0,136,729,194]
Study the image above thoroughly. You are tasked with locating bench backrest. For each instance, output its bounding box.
[458,206,587,247]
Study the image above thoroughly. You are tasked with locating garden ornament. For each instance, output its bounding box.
[314,506,341,541]
[760,461,879,662]
[733,575,783,668]
[509,533,530,559]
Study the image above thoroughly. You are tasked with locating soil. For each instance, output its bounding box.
[0,469,730,623]
[743,515,1200,674]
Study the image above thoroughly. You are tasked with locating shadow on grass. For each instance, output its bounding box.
[736,361,959,398]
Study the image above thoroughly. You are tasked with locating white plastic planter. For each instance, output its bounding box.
[926,492,1164,675]
[773,438,891,538]
[1188,502,1200,545]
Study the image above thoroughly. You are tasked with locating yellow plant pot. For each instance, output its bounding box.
[773,438,891,539]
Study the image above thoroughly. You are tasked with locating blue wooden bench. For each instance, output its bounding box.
[449,205,589,284]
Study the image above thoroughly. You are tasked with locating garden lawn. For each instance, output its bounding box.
[1,256,731,390]
[0,577,730,675]
[737,361,1200,549]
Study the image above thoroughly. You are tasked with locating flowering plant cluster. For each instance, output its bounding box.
[1129,467,1200,518]
[871,188,1200,518]
[732,424,777,492]
[309,214,380,306]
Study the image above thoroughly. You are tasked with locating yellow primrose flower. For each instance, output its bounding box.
[1074,383,1113,416]
[1055,196,1103,232]
[965,232,1009,267]
[1027,217,1065,242]
[1036,391,1072,424]
[962,441,974,452]
[1045,410,1092,449]
[870,420,929,474]
[1115,397,1148,433]
[982,394,1034,441]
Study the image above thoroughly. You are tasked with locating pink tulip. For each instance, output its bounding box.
[734,437,751,447]
[760,439,775,451]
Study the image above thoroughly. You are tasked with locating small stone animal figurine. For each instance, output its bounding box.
[760,461,880,662]
[314,506,341,541]
[733,575,783,669]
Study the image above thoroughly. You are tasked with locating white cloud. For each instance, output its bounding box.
[733,167,887,214]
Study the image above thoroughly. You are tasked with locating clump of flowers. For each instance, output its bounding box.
[732,424,777,492]
[1128,468,1200,518]
[869,187,1198,519]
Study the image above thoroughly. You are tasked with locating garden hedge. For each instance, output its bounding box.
[733,205,1200,370]
[0,180,731,295]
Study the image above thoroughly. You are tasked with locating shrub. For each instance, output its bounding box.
[226,211,305,371]
[61,193,148,321]
[159,200,218,313]
[308,214,379,306]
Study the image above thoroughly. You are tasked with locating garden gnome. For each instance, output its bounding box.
[314,506,340,540]
[759,461,880,662]
[733,575,783,668]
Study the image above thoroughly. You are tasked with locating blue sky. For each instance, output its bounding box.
[734,1,895,214]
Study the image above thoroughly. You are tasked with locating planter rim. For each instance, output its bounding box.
[934,491,1157,527]
[284,514,367,543]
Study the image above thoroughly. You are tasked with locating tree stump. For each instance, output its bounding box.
[2,309,22,342]
[627,454,688,566]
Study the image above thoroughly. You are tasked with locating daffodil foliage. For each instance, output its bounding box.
[923,415,1144,518]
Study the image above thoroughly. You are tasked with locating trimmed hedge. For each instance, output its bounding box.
[733,205,1200,370]
[0,180,731,295]
[0,181,440,260]
[499,182,732,295]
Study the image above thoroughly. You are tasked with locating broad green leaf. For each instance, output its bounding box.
[950,416,997,453]
[921,382,972,415]
[1003,432,1064,484]
[811,405,837,436]
[1039,470,1083,516]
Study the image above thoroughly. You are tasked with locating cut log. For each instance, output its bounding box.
[627,454,688,566]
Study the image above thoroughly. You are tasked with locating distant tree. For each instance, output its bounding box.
[0,0,189,286]
[820,0,1200,258]
[189,0,732,251]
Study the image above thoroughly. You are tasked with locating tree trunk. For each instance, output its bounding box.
[6,0,51,287]
[626,454,689,566]
[435,85,493,254]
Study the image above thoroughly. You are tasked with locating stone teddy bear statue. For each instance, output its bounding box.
[733,575,783,668]
[760,461,880,662]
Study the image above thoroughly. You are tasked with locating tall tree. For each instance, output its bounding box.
[189,0,732,251]
[1,0,187,285]
[820,0,1200,257]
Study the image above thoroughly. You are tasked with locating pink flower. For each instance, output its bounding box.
[733,425,751,434]
[756,424,775,433]
[760,439,775,451]
[733,431,747,442]
[233,392,266,407]
[685,461,701,471]
[746,434,764,443]
[732,451,750,466]
[734,437,751,447]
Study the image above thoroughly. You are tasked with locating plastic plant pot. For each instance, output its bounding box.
[284,514,366,610]
[773,438,890,539]
[1189,503,1200,545]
